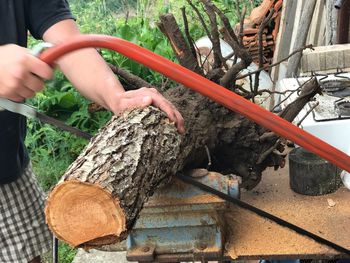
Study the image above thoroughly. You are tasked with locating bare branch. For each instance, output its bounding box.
[253,9,275,98]
[220,60,249,88]
[296,101,319,126]
[256,88,302,95]
[237,44,314,80]
[213,9,239,44]
[257,139,281,164]
[278,78,321,121]
[235,0,242,20]
[181,6,197,59]
[158,13,203,75]
[108,63,153,89]
[239,7,247,46]
[186,0,211,38]
[256,78,321,165]
[224,51,235,61]
[200,0,225,69]
[197,1,252,87]
[235,0,246,46]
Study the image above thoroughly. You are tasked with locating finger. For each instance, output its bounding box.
[26,55,53,80]
[15,85,35,99]
[149,94,175,117]
[121,89,149,98]
[141,92,178,122]
[148,87,158,93]
[120,89,185,133]
[174,110,185,134]
[9,92,25,102]
[154,99,185,133]
[122,87,158,99]
[154,99,178,123]
[112,96,152,114]
[23,72,45,92]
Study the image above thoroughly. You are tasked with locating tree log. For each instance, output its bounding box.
[46,0,322,249]
[46,107,182,247]
[45,78,320,248]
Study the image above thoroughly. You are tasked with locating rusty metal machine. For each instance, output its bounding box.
[126,171,240,262]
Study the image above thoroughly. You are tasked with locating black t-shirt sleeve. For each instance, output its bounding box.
[26,0,75,39]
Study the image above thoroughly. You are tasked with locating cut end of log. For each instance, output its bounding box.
[45,181,126,248]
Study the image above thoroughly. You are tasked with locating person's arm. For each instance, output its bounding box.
[43,20,184,133]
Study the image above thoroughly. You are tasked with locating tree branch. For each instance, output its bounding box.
[158,13,203,75]
[253,9,275,100]
[108,63,153,89]
[235,0,246,46]
[186,0,211,38]
[201,0,225,69]
[181,6,197,59]
[236,44,314,80]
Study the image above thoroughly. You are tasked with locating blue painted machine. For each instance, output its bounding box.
[126,170,240,262]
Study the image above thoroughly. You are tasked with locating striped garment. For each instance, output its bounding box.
[0,164,52,263]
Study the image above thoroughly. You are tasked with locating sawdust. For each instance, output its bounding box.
[224,156,350,259]
[145,177,226,207]
[146,193,224,207]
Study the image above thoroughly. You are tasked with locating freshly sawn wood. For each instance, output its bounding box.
[46,107,182,247]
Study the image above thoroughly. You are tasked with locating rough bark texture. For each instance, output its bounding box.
[46,107,182,247]
[46,78,321,248]
[158,14,203,75]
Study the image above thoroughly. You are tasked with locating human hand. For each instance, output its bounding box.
[0,44,53,102]
[107,87,185,134]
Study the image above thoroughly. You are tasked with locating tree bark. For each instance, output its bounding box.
[46,106,182,248]
[45,78,320,248]
[158,14,203,75]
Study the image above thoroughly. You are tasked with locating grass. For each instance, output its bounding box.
[42,242,77,263]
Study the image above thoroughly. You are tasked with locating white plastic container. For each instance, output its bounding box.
[277,75,350,190]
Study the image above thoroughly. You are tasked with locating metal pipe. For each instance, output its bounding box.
[53,235,58,263]
[39,34,350,173]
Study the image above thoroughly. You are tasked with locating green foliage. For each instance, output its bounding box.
[58,242,77,263]
[25,75,112,190]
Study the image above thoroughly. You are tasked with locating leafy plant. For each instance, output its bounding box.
[58,242,77,263]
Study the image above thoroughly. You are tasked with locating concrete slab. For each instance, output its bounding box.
[72,249,136,263]
[301,43,350,74]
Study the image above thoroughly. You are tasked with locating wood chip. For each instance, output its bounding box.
[327,198,336,208]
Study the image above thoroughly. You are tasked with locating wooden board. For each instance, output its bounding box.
[270,0,299,109]
[225,154,350,260]
[307,0,327,47]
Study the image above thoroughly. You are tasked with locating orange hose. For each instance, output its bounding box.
[40,34,350,173]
